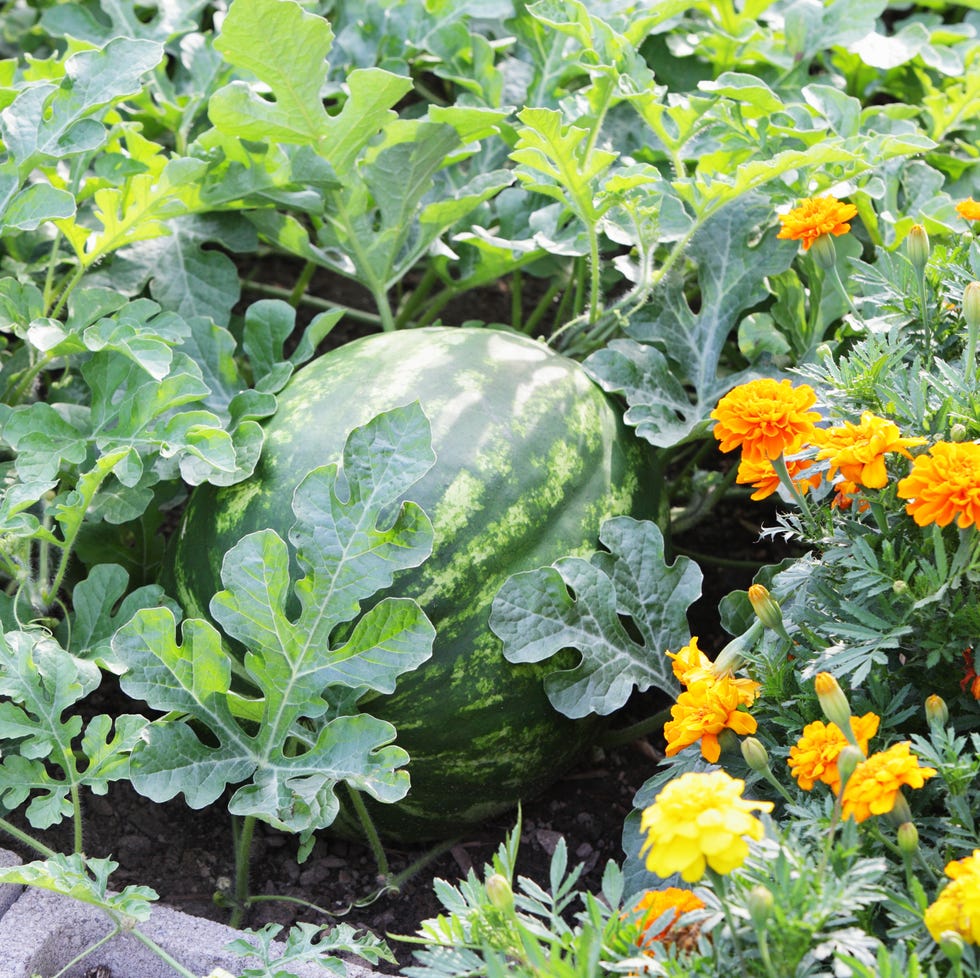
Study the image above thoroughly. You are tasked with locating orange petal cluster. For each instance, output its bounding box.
[840,742,936,823]
[956,198,980,222]
[896,441,980,529]
[787,713,880,793]
[632,887,705,945]
[777,195,858,251]
[736,454,822,501]
[664,676,759,763]
[711,378,820,461]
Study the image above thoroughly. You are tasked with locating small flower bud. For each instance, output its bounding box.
[814,672,856,744]
[906,224,930,272]
[747,885,774,929]
[747,584,791,640]
[896,821,919,855]
[892,579,908,595]
[741,736,770,774]
[925,694,948,728]
[939,930,965,963]
[713,619,764,676]
[836,745,865,789]
[951,422,969,442]
[965,281,980,333]
[486,873,514,912]
[810,233,838,270]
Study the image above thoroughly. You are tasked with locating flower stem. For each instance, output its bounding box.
[770,453,813,523]
[707,868,747,973]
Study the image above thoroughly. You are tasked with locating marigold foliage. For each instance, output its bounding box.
[776,195,858,250]
[639,770,773,882]
[925,850,980,944]
[956,198,980,222]
[896,441,980,529]
[839,742,936,823]
[812,411,925,490]
[711,378,820,461]
[664,676,758,763]
[788,713,881,793]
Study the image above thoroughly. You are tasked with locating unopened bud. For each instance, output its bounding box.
[836,745,865,790]
[951,423,969,442]
[906,224,930,272]
[965,282,980,333]
[747,885,774,929]
[897,821,919,855]
[939,930,965,963]
[810,233,838,270]
[741,736,770,774]
[888,792,913,827]
[892,579,908,595]
[714,619,764,676]
[814,672,856,744]
[925,694,948,728]
[486,873,513,912]
[747,584,790,640]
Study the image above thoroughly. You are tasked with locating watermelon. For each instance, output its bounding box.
[166,326,657,841]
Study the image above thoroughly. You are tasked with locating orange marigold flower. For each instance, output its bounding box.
[829,479,868,512]
[711,378,821,462]
[956,198,980,222]
[961,649,980,699]
[840,742,936,823]
[896,441,980,529]
[633,887,705,945]
[924,850,980,945]
[664,676,758,763]
[788,713,880,793]
[667,637,715,687]
[736,454,822,501]
[777,195,858,251]
[812,412,926,489]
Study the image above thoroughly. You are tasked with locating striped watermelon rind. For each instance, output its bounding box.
[166,326,657,841]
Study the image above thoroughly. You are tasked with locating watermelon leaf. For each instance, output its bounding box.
[112,403,437,832]
[490,517,697,719]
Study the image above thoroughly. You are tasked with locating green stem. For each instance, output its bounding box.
[288,260,317,308]
[511,268,523,331]
[47,928,120,978]
[770,453,813,523]
[522,278,562,336]
[587,225,601,325]
[48,264,86,321]
[129,925,207,978]
[242,281,383,326]
[394,264,440,329]
[598,708,672,749]
[707,868,747,973]
[345,785,390,880]
[228,814,256,929]
[0,815,58,858]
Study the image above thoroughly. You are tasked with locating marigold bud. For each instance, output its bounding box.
[836,745,865,789]
[939,930,965,963]
[810,232,838,270]
[486,873,514,912]
[741,736,770,774]
[747,885,774,929]
[713,619,764,676]
[925,694,948,728]
[892,579,908,595]
[965,281,980,333]
[814,672,856,743]
[896,821,919,855]
[747,584,790,640]
[951,422,969,442]
[906,224,930,272]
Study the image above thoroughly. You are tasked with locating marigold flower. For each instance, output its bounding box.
[777,195,858,251]
[925,850,980,945]
[664,676,758,763]
[956,198,980,223]
[896,441,980,529]
[788,713,880,793]
[960,649,980,699]
[736,454,822,501]
[667,637,714,686]
[711,378,821,462]
[812,412,926,489]
[829,479,868,512]
[640,770,773,882]
[839,741,936,823]
[633,887,705,944]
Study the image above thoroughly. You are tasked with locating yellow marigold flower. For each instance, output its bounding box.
[640,770,773,882]
[736,454,822,501]
[777,195,858,251]
[812,412,926,490]
[956,198,980,223]
[925,851,980,945]
[896,441,980,529]
[667,636,714,686]
[633,887,705,944]
[664,676,758,763]
[787,713,880,793]
[840,742,936,823]
[711,378,820,462]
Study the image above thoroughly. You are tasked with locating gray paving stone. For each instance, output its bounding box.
[0,885,382,978]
